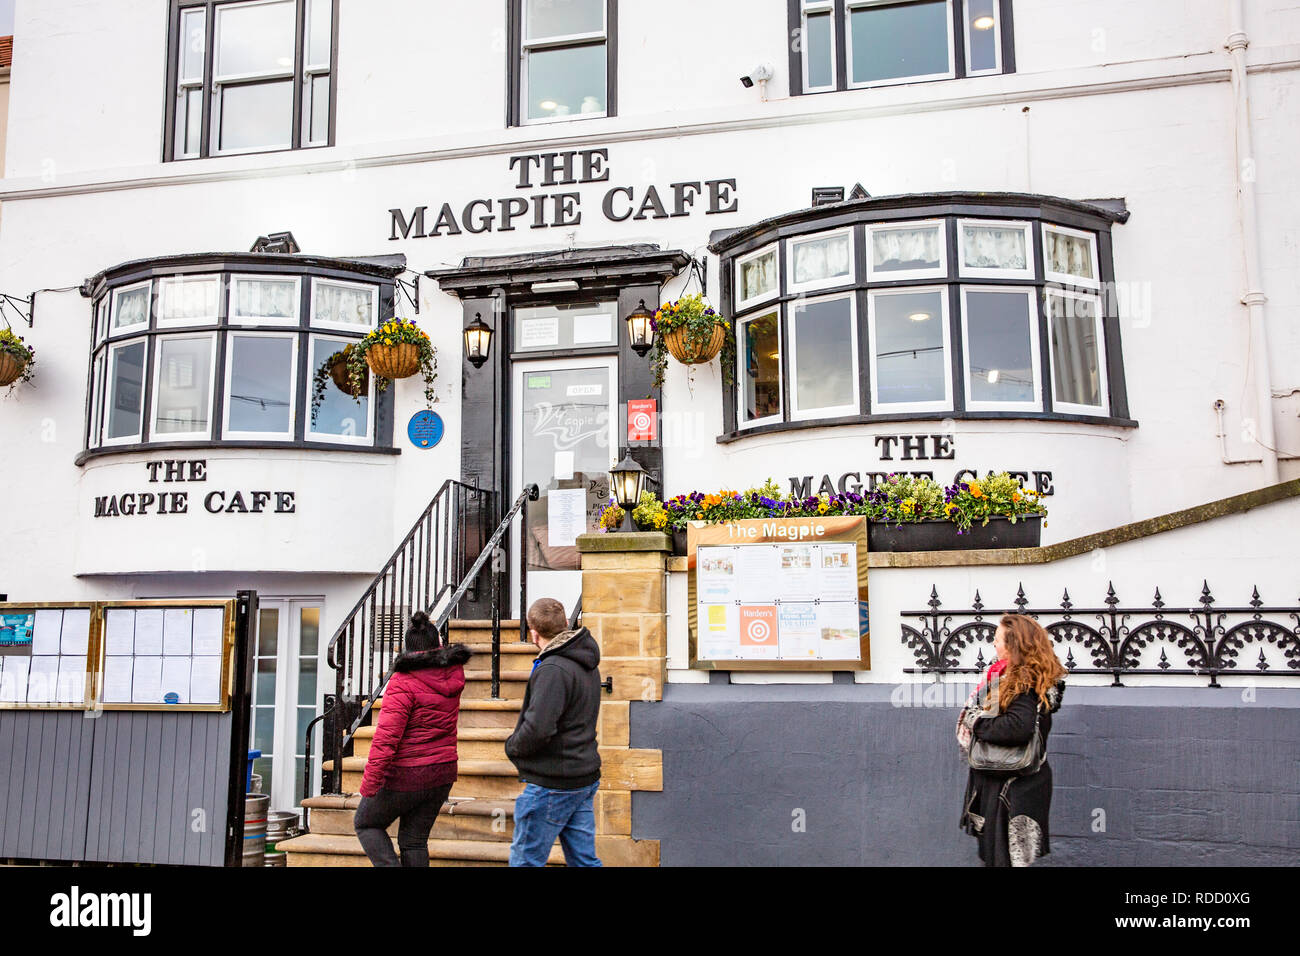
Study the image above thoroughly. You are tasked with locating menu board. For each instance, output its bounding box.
[101,606,226,706]
[0,607,91,705]
[689,517,870,670]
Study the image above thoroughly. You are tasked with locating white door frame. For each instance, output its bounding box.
[510,355,618,619]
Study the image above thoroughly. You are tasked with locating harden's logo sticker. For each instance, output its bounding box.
[739,606,778,645]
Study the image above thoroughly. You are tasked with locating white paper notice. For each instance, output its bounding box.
[572,312,612,345]
[0,656,28,702]
[56,657,87,704]
[60,608,92,656]
[697,548,740,604]
[163,609,193,655]
[565,383,602,397]
[698,603,738,660]
[776,545,816,601]
[735,546,780,604]
[520,316,559,348]
[134,610,164,656]
[818,544,858,601]
[32,610,63,656]
[161,657,191,704]
[132,657,163,704]
[26,656,60,703]
[190,656,222,704]
[777,603,820,658]
[553,450,575,481]
[547,488,586,547]
[192,608,224,656]
[102,656,134,704]
[817,602,860,660]
[105,609,135,655]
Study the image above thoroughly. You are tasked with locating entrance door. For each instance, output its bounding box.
[511,357,617,617]
[249,599,324,813]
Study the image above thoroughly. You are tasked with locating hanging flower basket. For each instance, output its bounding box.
[648,293,735,390]
[346,319,439,406]
[664,323,727,366]
[365,342,420,380]
[0,328,36,392]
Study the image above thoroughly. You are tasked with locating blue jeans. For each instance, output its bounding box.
[509,781,602,867]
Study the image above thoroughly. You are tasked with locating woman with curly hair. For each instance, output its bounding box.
[957,613,1067,867]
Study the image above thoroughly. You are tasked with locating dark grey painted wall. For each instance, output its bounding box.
[630,684,1300,866]
[0,711,232,865]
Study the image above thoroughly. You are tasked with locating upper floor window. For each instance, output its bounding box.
[82,256,400,460]
[166,0,336,161]
[713,194,1131,439]
[509,0,615,126]
[791,0,1012,95]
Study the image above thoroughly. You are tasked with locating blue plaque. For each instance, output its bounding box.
[407,410,444,449]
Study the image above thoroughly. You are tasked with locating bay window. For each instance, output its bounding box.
[716,194,1131,437]
[165,0,336,161]
[511,0,614,126]
[791,0,1014,95]
[81,254,397,459]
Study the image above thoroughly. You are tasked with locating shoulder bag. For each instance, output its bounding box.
[967,702,1045,773]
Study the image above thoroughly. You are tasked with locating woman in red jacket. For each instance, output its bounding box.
[353,611,471,867]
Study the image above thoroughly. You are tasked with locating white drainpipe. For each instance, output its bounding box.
[1226,1,1280,485]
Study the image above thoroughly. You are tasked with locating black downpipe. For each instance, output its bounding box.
[224,589,258,867]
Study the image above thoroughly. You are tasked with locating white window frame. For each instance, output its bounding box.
[788,293,860,421]
[801,0,837,93]
[156,274,222,328]
[88,352,107,447]
[734,245,780,311]
[305,334,375,446]
[175,6,207,159]
[1042,223,1101,290]
[102,339,149,446]
[957,218,1034,280]
[787,227,856,294]
[962,0,1002,76]
[210,0,297,156]
[110,280,152,338]
[94,297,110,344]
[1046,289,1109,416]
[309,277,379,334]
[229,273,302,326]
[301,0,333,146]
[866,219,948,282]
[846,0,956,90]
[520,0,608,126]
[149,332,219,441]
[867,285,953,413]
[222,330,300,440]
[737,307,785,429]
[959,285,1040,412]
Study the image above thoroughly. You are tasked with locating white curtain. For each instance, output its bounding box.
[873,225,940,269]
[741,252,776,301]
[963,225,1027,270]
[794,234,850,284]
[315,283,372,326]
[1046,231,1095,280]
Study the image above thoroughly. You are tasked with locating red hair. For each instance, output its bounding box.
[997,613,1066,709]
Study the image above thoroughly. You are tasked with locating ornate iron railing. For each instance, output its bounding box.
[901,581,1300,687]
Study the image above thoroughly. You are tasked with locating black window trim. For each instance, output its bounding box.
[711,192,1134,443]
[787,0,1015,97]
[506,0,618,128]
[162,0,339,163]
[78,253,401,466]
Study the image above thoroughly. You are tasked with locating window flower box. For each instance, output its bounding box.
[868,515,1041,552]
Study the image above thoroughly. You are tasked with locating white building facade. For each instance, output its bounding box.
[0,0,1298,862]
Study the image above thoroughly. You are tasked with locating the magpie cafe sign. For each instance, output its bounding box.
[388,147,740,239]
[787,433,1056,498]
[92,459,296,518]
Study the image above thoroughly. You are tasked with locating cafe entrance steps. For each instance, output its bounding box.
[276,620,566,866]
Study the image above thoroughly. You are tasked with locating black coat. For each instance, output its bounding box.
[505,627,602,790]
[960,680,1065,867]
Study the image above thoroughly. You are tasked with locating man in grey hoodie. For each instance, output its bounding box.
[505,597,603,867]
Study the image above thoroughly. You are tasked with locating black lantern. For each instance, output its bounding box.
[626,298,655,357]
[609,453,647,531]
[464,312,492,369]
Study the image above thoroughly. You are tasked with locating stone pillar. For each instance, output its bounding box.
[576,530,668,867]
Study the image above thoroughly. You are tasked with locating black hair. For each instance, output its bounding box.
[404,611,441,653]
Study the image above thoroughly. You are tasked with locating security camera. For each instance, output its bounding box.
[739,64,774,89]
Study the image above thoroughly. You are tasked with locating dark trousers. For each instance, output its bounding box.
[353,784,453,867]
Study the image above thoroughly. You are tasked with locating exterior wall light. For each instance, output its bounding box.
[464,312,493,368]
[609,453,647,531]
[626,299,656,357]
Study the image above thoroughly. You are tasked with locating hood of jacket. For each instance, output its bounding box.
[392,642,472,673]
[538,627,600,670]
[1045,679,1066,714]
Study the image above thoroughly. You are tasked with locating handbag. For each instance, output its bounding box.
[967,703,1045,773]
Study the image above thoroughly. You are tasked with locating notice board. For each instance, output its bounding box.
[687,517,870,671]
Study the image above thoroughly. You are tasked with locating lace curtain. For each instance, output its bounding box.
[1046,230,1095,281]
[740,252,776,301]
[872,225,941,270]
[160,277,220,322]
[114,287,149,329]
[962,224,1027,270]
[793,234,851,285]
[314,282,373,327]
[234,278,297,320]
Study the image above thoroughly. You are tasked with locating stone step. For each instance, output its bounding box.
[351,725,510,760]
[276,832,563,867]
[333,759,523,800]
[366,696,521,727]
[463,642,537,658]
[302,796,518,842]
[463,670,531,700]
